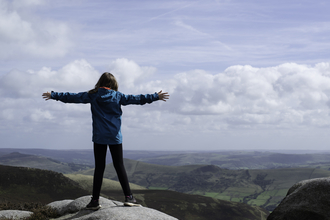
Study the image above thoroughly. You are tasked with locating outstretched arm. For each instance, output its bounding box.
[42,92,51,100]
[157,90,169,102]
[42,91,91,103]
[120,90,169,105]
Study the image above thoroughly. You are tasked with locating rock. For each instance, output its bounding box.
[0,210,33,219]
[268,177,330,220]
[48,196,116,216]
[48,195,178,220]
[47,199,74,215]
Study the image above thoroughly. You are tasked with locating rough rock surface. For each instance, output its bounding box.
[268,177,330,220]
[48,196,178,220]
[0,210,33,219]
[0,196,177,220]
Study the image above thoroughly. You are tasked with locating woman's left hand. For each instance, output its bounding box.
[157,90,169,102]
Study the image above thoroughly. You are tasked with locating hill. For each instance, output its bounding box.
[137,151,330,169]
[64,173,147,191]
[77,158,330,211]
[0,164,88,204]
[0,152,92,173]
[0,148,96,165]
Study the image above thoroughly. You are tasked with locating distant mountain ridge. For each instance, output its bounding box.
[2,148,330,170]
[0,152,92,173]
[137,151,330,169]
[0,148,96,165]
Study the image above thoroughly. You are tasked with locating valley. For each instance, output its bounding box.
[0,165,269,220]
[1,148,330,214]
[76,158,330,211]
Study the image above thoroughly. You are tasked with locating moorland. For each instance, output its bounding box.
[0,164,268,220]
[1,148,330,219]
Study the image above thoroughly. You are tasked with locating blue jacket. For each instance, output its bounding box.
[51,88,159,145]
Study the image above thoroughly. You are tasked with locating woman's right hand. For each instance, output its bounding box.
[42,92,51,100]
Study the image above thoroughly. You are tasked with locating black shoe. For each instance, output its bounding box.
[86,198,101,210]
[124,195,141,207]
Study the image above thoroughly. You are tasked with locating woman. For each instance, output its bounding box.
[42,72,169,209]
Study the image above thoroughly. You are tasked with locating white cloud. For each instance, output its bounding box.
[154,62,330,131]
[0,59,100,138]
[108,58,157,90]
[0,0,72,59]
[2,59,330,150]
[30,109,53,122]
[2,0,330,150]
[0,59,100,98]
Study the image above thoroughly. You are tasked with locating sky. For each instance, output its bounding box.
[1,0,330,151]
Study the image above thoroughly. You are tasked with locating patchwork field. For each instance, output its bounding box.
[77,159,330,211]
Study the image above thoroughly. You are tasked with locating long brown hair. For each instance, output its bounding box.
[88,72,118,94]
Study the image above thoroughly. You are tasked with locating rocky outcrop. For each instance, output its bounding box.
[268,177,330,220]
[0,196,177,220]
[49,196,177,220]
[0,210,33,219]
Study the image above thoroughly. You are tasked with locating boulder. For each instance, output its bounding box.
[48,195,178,220]
[0,210,33,219]
[48,196,116,216]
[268,177,330,220]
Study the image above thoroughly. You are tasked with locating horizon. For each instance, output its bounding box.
[1,0,330,151]
[2,147,330,155]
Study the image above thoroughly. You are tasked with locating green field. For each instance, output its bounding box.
[147,186,168,190]
[62,173,269,220]
[64,174,146,192]
[193,168,330,210]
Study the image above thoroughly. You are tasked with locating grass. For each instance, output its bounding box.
[202,188,288,211]
[64,174,146,191]
[0,165,89,204]
[147,186,168,190]
[202,192,219,197]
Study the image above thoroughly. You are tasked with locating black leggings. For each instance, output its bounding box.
[92,143,132,200]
